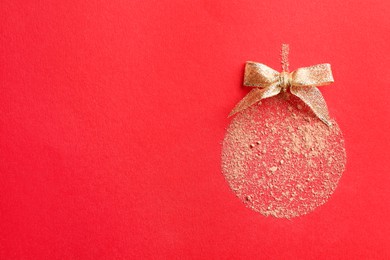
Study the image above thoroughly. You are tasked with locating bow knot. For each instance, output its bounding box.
[279,72,292,91]
[229,53,334,126]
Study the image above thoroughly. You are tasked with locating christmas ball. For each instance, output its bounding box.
[221,94,346,218]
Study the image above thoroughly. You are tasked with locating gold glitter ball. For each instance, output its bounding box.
[221,95,346,218]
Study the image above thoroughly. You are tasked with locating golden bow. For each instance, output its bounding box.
[229,47,334,126]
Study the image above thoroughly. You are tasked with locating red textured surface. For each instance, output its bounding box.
[1,0,389,259]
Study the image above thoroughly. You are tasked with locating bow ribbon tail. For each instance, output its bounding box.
[229,84,281,117]
[289,64,334,126]
[290,86,332,126]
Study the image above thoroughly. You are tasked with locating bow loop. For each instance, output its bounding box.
[291,64,334,87]
[244,62,280,87]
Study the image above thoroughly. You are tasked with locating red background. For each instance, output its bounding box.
[1,0,389,259]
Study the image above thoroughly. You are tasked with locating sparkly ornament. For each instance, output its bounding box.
[221,45,346,218]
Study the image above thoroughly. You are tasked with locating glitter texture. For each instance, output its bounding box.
[221,94,346,218]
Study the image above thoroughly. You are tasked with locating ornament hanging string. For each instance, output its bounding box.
[229,44,334,126]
